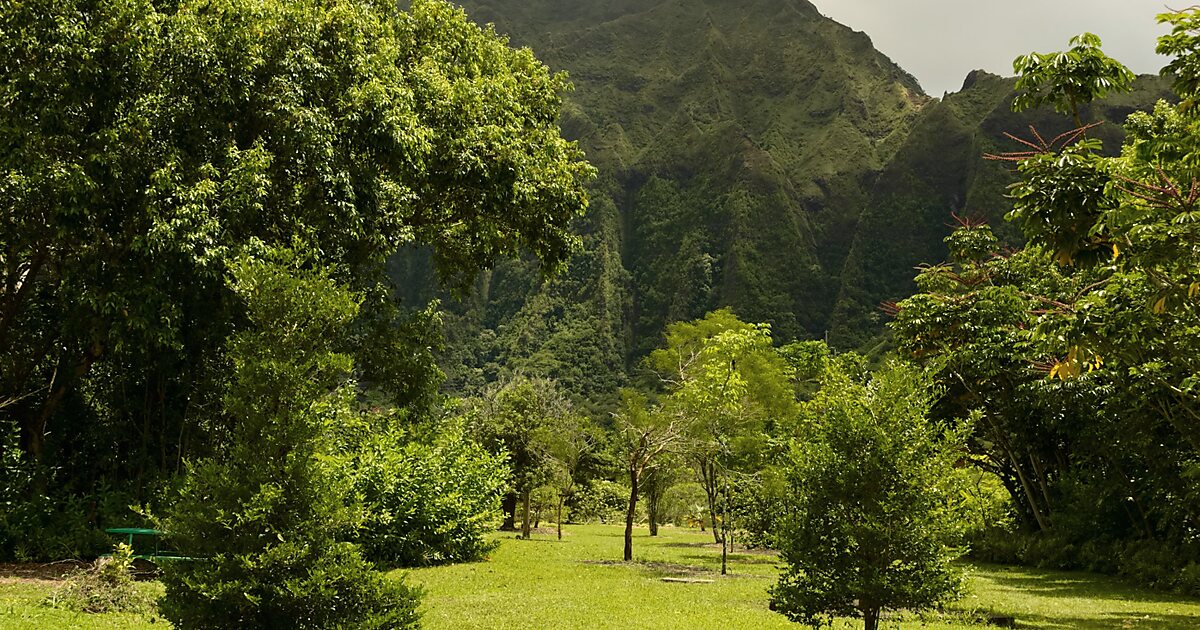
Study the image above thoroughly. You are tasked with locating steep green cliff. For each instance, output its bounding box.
[828,71,1174,349]
[396,0,1169,409]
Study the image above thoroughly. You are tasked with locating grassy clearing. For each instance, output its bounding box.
[405,523,1200,629]
[3,524,1200,628]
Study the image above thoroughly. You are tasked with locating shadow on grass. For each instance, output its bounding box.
[960,564,1200,629]
[674,552,777,566]
[977,564,1199,606]
[658,541,717,549]
[989,610,1200,629]
[581,559,714,578]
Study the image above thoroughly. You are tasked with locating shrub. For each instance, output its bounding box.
[159,255,420,629]
[350,421,507,568]
[0,432,146,563]
[661,482,709,528]
[771,363,968,630]
[729,471,786,549]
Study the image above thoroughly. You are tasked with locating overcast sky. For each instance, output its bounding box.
[810,0,1173,96]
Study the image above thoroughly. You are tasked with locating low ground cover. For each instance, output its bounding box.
[3,524,1200,628]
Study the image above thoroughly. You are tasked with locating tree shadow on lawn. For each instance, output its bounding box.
[962,565,1200,629]
[977,565,1200,606]
[582,559,715,579]
[674,552,778,566]
[987,610,1200,629]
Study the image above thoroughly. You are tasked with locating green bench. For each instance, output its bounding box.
[104,527,189,561]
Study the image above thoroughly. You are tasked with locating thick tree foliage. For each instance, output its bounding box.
[892,13,1200,592]
[0,0,590,557]
[0,0,590,475]
[771,363,967,630]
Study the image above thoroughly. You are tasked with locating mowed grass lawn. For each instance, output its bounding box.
[406,523,1200,630]
[4,523,1200,628]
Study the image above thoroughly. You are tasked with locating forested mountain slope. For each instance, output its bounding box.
[829,71,1174,348]
[398,0,1168,408]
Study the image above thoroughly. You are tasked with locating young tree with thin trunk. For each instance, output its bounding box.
[648,309,797,567]
[545,414,599,540]
[642,459,683,537]
[614,391,684,562]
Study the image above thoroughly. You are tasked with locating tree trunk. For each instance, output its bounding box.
[698,459,722,544]
[647,483,660,537]
[624,465,639,562]
[1030,453,1054,513]
[863,607,880,630]
[521,489,532,539]
[557,496,564,540]
[720,479,729,575]
[1006,446,1051,531]
[24,343,101,466]
[501,492,518,531]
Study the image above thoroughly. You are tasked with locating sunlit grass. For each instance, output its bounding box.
[406,523,1200,629]
[4,524,1200,629]
[0,580,163,630]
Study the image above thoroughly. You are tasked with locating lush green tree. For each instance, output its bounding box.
[467,376,568,539]
[891,20,1200,589]
[770,362,968,630]
[648,309,796,561]
[160,251,419,629]
[0,0,591,495]
[1012,33,1135,126]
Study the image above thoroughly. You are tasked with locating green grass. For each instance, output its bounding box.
[405,524,1200,629]
[0,580,163,630]
[4,525,1200,628]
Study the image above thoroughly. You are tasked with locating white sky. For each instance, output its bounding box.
[810,0,1173,95]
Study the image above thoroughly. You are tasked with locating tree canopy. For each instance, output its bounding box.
[0,0,592,495]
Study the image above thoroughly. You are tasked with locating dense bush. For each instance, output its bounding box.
[160,255,420,629]
[729,471,786,549]
[0,433,148,562]
[349,422,507,568]
[660,482,709,528]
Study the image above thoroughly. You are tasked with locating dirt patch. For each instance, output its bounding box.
[0,561,86,582]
